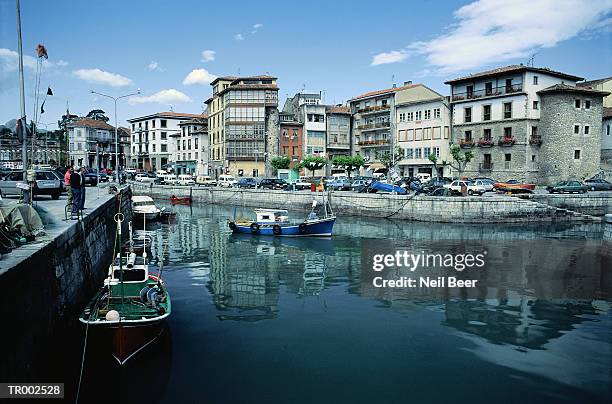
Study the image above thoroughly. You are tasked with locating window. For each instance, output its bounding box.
[584,125,590,135]
[533,101,539,110]
[415,128,423,141]
[161,119,167,128]
[405,148,414,159]
[414,148,422,159]
[424,110,431,120]
[466,85,474,98]
[424,147,431,157]
[195,152,198,160]
[415,111,422,120]
[505,79,512,91]
[433,108,440,119]
[152,132,156,141]
[152,144,156,152]
[423,128,431,140]
[407,129,414,141]
[161,144,167,152]
[188,139,191,149]
[585,100,591,109]
[533,76,538,85]
[444,126,449,139]
[432,127,441,139]
[575,99,581,109]
[434,147,440,158]
[483,105,491,121]
[574,149,581,159]
[152,120,156,129]
[465,130,472,141]
[161,132,167,140]
[608,125,610,136]
[574,124,580,134]
[483,128,492,140]
[183,140,186,149]
[532,126,538,136]
[504,127,512,138]
[464,107,472,123]
[485,82,493,95]
[503,102,512,119]
[407,112,414,121]
[195,138,198,148]
[399,113,406,122]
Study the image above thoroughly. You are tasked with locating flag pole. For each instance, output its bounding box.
[16,0,30,204]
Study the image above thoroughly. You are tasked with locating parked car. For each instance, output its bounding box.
[445,180,486,195]
[178,174,195,186]
[583,178,612,191]
[328,178,352,191]
[135,173,153,183]
[293,177,312,190]
[428,187,461,197]
[421,178,452,193]
[196,175,217,187]
[546,180,588,194]
[0,170,62,199]
[258,178,288,190]
[473,179,495,192]
[237,177,257,188]
[82,169,101,186]
[164,174,178,185]
[218,175,237,188]
[351,179,369,192]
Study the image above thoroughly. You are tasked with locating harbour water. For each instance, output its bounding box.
[71,202,611,403]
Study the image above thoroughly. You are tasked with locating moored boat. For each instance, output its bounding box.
[170,195,192,205]
[132,195,161,220]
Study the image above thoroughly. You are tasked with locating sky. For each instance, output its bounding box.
[0,0,611,129]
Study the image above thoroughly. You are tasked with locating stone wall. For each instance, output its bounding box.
[0,188,132,380]
[539,92,603,185]
[131,183,603,223]
[531,193,611,216]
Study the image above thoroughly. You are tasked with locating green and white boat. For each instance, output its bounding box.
[79,217,171,365]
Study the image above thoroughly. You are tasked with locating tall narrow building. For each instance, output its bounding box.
[206,76,279,178]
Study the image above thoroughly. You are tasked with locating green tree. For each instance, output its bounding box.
[331,154,365,179]
[376,146,403,171]
[270,156,290,171]
[298,155,327,176]
[427,154,448,179]
[447,144,473,177]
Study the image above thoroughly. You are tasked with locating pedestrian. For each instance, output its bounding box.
[70,166,82,217]
[64,166,73,207]
[79,166,87,211]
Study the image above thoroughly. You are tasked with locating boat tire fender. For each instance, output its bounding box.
[250,223,260,234]
[299,223,307,233]
[273,225,282,235]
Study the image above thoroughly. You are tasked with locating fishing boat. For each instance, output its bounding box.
[228,193,336,237]
[79,216,171,365]
[132,195,162,220]
[170,195,192,205]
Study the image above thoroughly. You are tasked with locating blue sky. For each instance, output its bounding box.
[0,0,611,128]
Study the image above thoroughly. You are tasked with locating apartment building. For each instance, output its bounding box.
[326,105,351,174]
[173,116,208,175]
[127,112,204,172]
[603,107,612,165]
[279,111,303,162]
[578,76,612,107]
[395,87,451,178]
[445,65,586,183]
[205,75,279,178]
[67,118,116,169]
[282,92,326,158]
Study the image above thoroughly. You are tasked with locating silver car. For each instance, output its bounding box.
[0,170,63,199]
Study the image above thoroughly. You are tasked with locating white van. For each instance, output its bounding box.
[178,174,195,186]
[218,174,237,188]
[196,175,217,186]
[416,173,432,182]
[164,174,178,185]
[331,173,348,181]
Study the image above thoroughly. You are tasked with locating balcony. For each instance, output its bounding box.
[357,104,391,114]
[357,139,389,146]
[451,83,523,102]
[498,136,516,146]
[529,134,543,146]
[478,138,494,147]
[357,122,391,131]
[479,163,493,172]
[459,139,475,148]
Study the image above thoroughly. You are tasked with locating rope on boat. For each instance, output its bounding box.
[75,320,89,404]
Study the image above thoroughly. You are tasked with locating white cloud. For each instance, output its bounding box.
[56,60,69,67]
[409,0,612,74]
[234,33,244,41]
[148,61,165,72]
[73,68,132,87]
[371,50,409,66]
[253,23,263,29]
[0,48,63,72]
[183,68,217,85]
[201,50,216,62]
[130,89,191,104]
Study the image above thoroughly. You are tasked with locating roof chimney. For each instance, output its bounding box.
[404,80,412,86]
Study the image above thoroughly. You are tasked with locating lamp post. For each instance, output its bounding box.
[90,89,140,182]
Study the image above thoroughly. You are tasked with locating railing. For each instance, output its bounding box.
[357,139,389,146]
[529,134,542,146]
[357,122,390,130]
[357,104,391,114]
[451,83,523,101]
[479,163,493,172]
[478,138,494,147]
[459,139,475,148]
[498,136,516,146]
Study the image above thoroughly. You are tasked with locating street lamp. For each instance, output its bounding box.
[90,88,140,182]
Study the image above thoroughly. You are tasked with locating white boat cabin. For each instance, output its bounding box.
[255,209,289,224]
[105,253,149,285]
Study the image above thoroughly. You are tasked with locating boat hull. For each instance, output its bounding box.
[230,217,335,237]
[133,211,160,221]
[170,197,192,205]
[110,320,166,365]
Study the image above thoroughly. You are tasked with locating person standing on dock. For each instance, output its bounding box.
[64,167,73,207]
[79,166,87,211]
[70,166,82,217]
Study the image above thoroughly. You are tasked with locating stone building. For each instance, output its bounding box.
[538,84,610,184]
[279,112,303,163]
[445,65,586,183]
[602,107,612,166]
[325,105,351,175]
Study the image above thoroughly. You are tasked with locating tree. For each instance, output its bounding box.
[298,155,327,176]
[86,109,109,122]
[446,144,473,177]
[270,156,290,171]
[331,155,365,179]
[376,146,403,171]
[428,154,448,179]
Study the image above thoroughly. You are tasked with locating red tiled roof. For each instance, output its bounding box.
[445,65,583,85]
[67,118,115,130]
[536,83,610,96]
[326,105,350,114]
[350,83,418,101]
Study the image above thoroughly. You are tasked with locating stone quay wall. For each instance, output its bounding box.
[531,193,611,216]
[0,188,132,380]
[131,183,605,223]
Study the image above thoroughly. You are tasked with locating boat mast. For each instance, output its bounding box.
[117,214,124,305]
[16,0,30,203]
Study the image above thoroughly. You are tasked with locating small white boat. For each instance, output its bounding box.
[132,195,161,221]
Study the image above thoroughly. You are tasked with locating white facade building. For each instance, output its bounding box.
[66,118,116,169]
[174,117,208,175]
